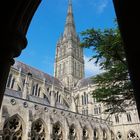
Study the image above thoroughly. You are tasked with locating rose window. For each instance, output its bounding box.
[127,131,140,140]
[116,132,122,140]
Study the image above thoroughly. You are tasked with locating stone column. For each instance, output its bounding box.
[23,73,32,99]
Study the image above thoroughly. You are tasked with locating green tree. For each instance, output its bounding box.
[80,26,134,114]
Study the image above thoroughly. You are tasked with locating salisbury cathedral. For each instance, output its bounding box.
[0,1,140,140]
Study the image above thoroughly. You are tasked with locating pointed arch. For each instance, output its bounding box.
[31,118,46,140]
[93,128,99,140]
[52,121,63,140]
[3,114,24,140]
[103,129,108,140]
[82,126,89,140]
[69,124,77,140]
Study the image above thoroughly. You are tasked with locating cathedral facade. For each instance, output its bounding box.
[0,1,140,140]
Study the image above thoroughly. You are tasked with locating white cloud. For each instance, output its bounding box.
[88,0,109,14]
[97,0,109,14]
[84,55,105,77]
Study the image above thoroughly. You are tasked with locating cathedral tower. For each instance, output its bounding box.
[54,0,84,89]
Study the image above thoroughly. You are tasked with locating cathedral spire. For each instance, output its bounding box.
[63,0,76,38]
[68,0,72,5]
[54,0,84,89]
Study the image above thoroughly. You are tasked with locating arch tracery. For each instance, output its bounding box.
[116,131,122,140]
[103,129,107,140]
[31,119,45,140]
[82,126,89,140]
[69,124,77,140]
[93,128,99,140]
[3,115,23,140]
[127,130,140,140]
[52,122,63,140]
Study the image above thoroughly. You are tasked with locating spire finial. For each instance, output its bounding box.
[63,0,76,37]
[69,0,72,5]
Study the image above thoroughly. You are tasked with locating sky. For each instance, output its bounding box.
[17,0,116,78]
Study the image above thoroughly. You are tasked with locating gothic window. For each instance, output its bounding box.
[93,129,98,140]
[49,91,52,96]
[56,91,59,102]
[47,87,50,92]
[38,87,41,97]
[93,129,99,140]
[3,115,22,140]
[52,122,63,140]
[99,105,101,114]
[127,131,140,140]
[22,78,25,87]
[32,84,40,97]
[35,84,39,96]
[32,85,35,95]
[78,64,80,77]
[115,115,119,123]
[58,95,61,103]
[116,132,122,140]
[94,106,98,115]
[127,113,132,122]
[11,78,15,89]
[82,95,84,105]
[7,73,12,88]
[81,65,83,78]
[31,119,45,140]
[103,129,107,140]
[86,94,88,104]
[69,124,76,140]
[84,92,86,105]
[82,127,88,140]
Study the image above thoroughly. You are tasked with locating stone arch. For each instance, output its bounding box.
[82,126,89,140]
[31,118,46,140]
[116,131,122,140]
[102,128,108,140]
[69,124,77,140]
[2,114,24,140]
[52,121,63,140]
[127,130,140,140]
[93,128,99,140]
